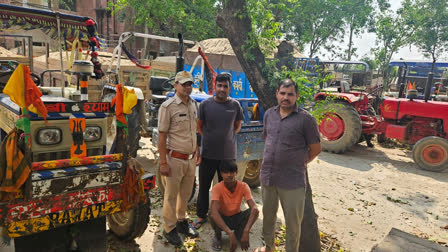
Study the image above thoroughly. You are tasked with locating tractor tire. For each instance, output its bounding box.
[242,160,261,188]
[107,198,151,241]
[156,166,197,203]
[319,102,362,153]
[412,136,448,172]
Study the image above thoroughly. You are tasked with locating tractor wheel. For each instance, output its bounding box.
[156,166,197,203]
[107,198,151,241]
[412,136,448,172]
[242,160,261,188]
[319,102,362,153]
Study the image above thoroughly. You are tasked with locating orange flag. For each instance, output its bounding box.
[3,64,47,120]
[111,84,127,126]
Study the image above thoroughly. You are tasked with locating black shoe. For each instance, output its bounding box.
[163,228,182,246]
[177,220,199,238]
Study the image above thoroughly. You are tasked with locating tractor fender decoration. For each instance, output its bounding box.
[121,43,151,70]
[121,158,146,211]
[198,47,217,95]
[90,51,104,79]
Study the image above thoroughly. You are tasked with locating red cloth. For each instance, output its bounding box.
[24,66,47,121]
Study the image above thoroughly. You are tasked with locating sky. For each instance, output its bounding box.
[304,1,447,62]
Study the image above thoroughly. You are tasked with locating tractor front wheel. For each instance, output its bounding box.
[412,136,448,172]
[107,199,151,240]
[242,160,261,188]
[319,102,362,153]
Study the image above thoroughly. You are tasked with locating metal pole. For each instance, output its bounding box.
[424,60,436,102]
[29,36,33,72]
[56,12,65,97]
[80,75,88,101]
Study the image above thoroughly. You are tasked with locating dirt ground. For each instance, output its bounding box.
[108,138,448,252]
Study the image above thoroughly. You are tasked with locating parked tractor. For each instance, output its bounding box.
[315,60,448,172]
[0,4,155,251]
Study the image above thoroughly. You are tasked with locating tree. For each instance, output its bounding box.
[113,0,219,41]
[217,0,321,251]
[371,5,414,87]
[407,0,448,67]
[341,0,375,60]
[283,0,347,58]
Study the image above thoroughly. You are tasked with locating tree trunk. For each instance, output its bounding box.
[216,0,276,110]
[217,1,321,251]
[347,19,354,61]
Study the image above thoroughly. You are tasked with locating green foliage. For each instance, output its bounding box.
[282,0,347,58]
[58,0,75,11]
[371,5,414,84]
[340,0,375,60]
[405,0,448,62]
[262,60,336,121]
[246,0,288,56]
[111,0,219,40]
[359,55,377,70]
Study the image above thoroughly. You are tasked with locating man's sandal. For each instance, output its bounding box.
[191,218,207,230]
[211,237,222,251]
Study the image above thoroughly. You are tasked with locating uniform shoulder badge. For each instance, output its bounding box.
[161,97,175,107]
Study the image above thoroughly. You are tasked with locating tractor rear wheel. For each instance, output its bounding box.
[412,136,448,172]
[319,102,362,153]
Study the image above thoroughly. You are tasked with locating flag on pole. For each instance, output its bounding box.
[3,64,48,120]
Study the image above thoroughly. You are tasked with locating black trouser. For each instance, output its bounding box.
[196,158,223,219]
[210,209,251,240]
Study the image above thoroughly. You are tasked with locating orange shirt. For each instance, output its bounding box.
[211,181,253,216]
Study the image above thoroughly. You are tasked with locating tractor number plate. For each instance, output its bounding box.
[6,200,121,237]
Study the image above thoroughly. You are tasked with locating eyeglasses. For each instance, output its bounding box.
[180,82,193,87]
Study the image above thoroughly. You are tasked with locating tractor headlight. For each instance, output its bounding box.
[37,128,62,145]
[84,126,102,142]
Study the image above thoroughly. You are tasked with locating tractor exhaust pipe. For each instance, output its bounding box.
[424,72,434,102]
[176,33,184,73]
[398,62,408,98]
[424,59,436,102]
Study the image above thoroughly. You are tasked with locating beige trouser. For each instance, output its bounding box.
[262,185,306,252]
[162,155,196,232]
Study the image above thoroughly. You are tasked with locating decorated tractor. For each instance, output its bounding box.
[315,68,448,172]
[0,3,155,251]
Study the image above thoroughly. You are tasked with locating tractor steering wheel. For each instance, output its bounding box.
[30,72,41,86]
[161,77,175,91]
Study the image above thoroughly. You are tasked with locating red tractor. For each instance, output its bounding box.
[315,63,448,172]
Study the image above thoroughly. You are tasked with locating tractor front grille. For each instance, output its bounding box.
[33,147,104,162]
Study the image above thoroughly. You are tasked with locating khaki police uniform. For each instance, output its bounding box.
[158,93,198,233]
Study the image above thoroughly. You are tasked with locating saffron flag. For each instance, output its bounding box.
[111,84,138,127]
[3,64,48,120]
[111,84,127,126]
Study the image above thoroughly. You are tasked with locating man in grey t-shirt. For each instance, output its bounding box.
[192,73,244,229]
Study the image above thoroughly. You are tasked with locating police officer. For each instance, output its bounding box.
[158,71,201,246]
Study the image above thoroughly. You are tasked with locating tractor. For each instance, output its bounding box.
[315,60,448,172]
